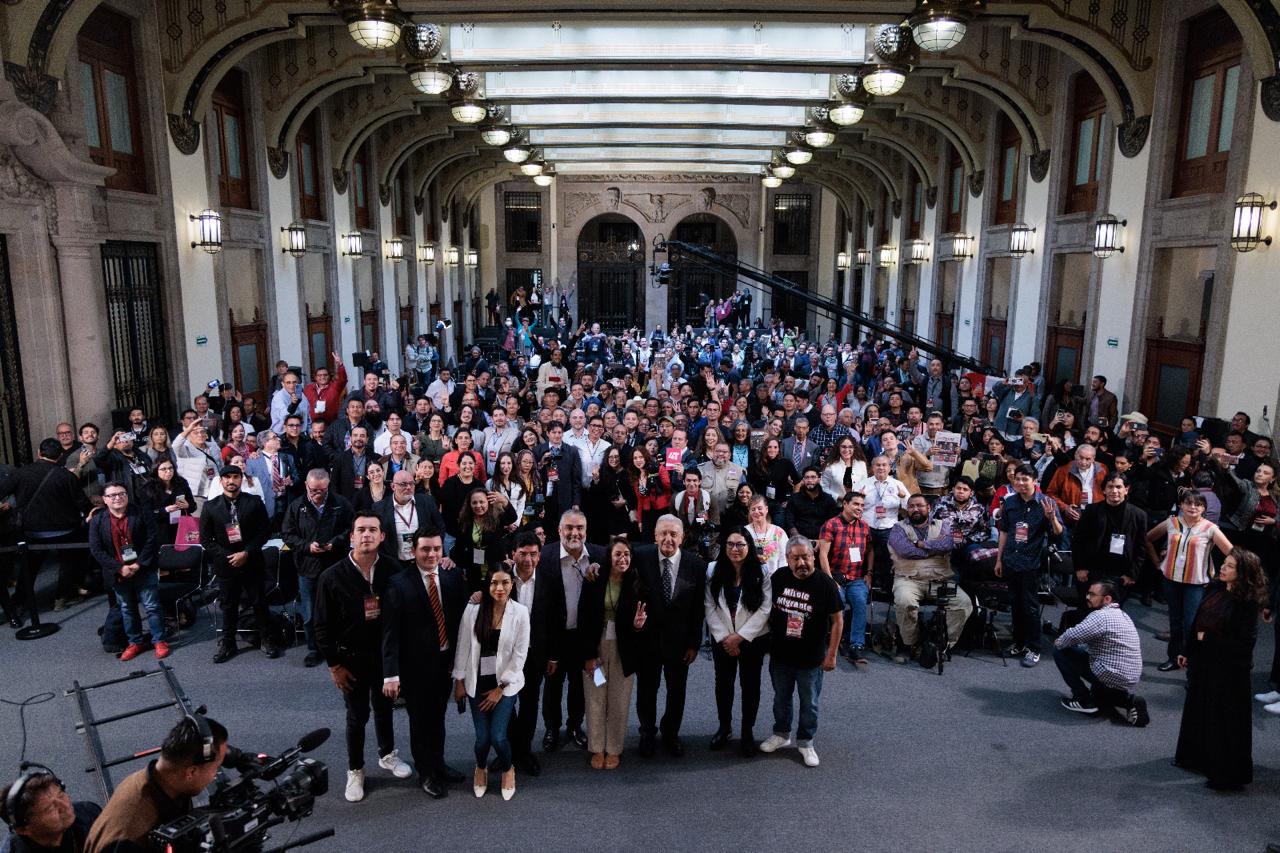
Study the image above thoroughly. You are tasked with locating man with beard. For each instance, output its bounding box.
[887,495,973,665]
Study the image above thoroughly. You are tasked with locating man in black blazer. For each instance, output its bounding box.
[538,511,603,753]
[507,531,567,776]
[381,526,467,798]
[535,421,583,539]
[324,398,368,454]
[200,466,278,663]
[372,471,447,568]
[331,427,373,503]
[628,514,706,757]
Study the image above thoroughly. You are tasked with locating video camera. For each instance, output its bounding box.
[148,728,331,853]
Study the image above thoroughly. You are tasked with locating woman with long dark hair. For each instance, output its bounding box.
[578,536,642,770]
[1174,547,1268,790]
[704,526,772,756]
[625,446,669,540]
[138,458,194,546]
[748,438,798,526]
[586,446,632,542]
[453,563,529,800]
[450,487,517,592]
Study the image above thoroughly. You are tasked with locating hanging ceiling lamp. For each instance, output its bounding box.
[338,0,406,51]
[407,64,453,95]
[908,0,979,53]
[519,159,545,177]
[532,167,555,187]
[863,23,912,97]
[783,143,813,166]
[480,123,512,146]
[771,161,796,179]
[803,121,837,149]
[762,169,782,188]
[862,65,907,97]
[503,142,532,163]
[829,99,866,127]
[451,99,487,124]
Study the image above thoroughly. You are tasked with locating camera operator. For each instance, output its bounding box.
[85,716,228,853]
[313,511,412,803]
[887,495,973,666]
[1,766,100,853]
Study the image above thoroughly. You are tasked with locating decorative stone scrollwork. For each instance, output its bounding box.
[167,114,200,156]
[413,194,424,215]
[378,183,391,206]
[968,170,985,198]
[1117,115,1150,158]
[3,63,58,114]
[267,147,289,179]
[1029,149,1051,183]
[1262,76,1280,122]
[332,167,348,194]
[925,186,937,209]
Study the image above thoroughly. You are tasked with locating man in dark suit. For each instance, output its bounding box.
[87,481,164,660]
[200,466,279,663]
[373,470,447,568]
[508,531,566,776]
[781,417,819,470]
[324,399,368,454]
[539,510,602,753]
[535,421,583,539]
[627,514,706,757]
[331,427,373,502]
[381,526,467,798]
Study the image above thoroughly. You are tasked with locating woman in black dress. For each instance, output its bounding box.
[586,446,631,543]
[1174,547,1269,789]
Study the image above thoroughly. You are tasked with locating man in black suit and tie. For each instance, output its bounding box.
[373,470,447,568]
[507,531,567,776]
[381,526,467,798]
[782,416,818,469]
[331,426,373,502]
[536,422,583,539]
[627,514,706,757]
[539,510,603,753]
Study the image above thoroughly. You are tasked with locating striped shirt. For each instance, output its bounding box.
[1054,603,1142,691]
[1159,517,1218,585]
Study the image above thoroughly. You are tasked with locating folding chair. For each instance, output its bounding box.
[156,544,205,638]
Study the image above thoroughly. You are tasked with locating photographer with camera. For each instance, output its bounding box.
[887,495,973,667]
[85,715,228,853]
[1,765,99,853]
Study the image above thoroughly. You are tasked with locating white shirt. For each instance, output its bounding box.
[577,437,612,486]
[1079,465,1096,504]
[419,567,448,649]
[560,545,588,629]
[856,475,909,530]
[515,570,537,611]
[373,428,409,457]
[390,497,418,561]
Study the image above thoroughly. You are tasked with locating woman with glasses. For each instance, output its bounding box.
[138,459,194,547]
[704,526,771,756]
[820,437,868,502]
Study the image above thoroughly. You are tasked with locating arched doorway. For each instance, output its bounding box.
[576,214,645,332]
[668,213,738,330]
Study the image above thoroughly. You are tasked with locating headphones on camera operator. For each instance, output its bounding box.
[183,708,218,765]
[2,763,64,829]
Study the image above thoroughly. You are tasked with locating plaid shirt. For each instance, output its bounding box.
[820,514,870,582]
[1054,603,1143,691]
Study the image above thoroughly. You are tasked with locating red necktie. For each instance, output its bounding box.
[425,571,448,649]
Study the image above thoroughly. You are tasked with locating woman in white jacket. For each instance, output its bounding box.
[453,565,530,800]
[820,437,868,502]
[705,526,772,758]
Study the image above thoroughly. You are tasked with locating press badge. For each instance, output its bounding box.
[786,613,804,638]
[1109,534,1126,555]
[120,545,138,563]
[766,486,776,500]
[204,467,216,480]
[474,548,487,566]
[169,510,181,524]
[353,476,364,490]
[315,400,326,414]
[226,523,242,544]
[363,595,380,621]
[875,505,887,518]
[480,656,497,677]
[1014,522,1029,544]
[849,546,861,564]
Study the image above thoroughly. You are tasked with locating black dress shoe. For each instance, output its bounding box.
[708,729,730,751]
[213,643,237,664]
[662,736,685,757]
[262,643,284,659]
[519,754,542,777]
[1157,660,1180,672]
[740,737,758,758]
[304,652,322,667]
[638,733,656,758]
[543,730,560,752]
[421,778,448,799]
[569,726,588,750]
[442,764,466,784]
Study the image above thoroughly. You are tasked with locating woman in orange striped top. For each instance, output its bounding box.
[1145,491,1233,673]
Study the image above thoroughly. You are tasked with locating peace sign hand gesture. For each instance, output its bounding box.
[633,601,648,630]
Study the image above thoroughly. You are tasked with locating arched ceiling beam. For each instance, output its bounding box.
[846,116,936,188]
[880,97,980,172]
[265,64,404,150]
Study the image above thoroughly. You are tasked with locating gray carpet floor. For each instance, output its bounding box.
[1,591,1276,852]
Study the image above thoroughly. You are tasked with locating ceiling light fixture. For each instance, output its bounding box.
[451,99,487,124]
[762,171,782,189]
[862,65,908,97]
[519,159,545,177]
[503,143,532,164]
[338,0,406,51]
[828,99,866,126]
[784,144,813,166]
[406,63,453,95]
[480,123,512,146]
[908,0,977,53]
[803,122,837,148]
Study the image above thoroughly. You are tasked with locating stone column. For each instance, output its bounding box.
[50,233,114,424]
[1007,160,1051,369]
[913,201,939,340]
[264,170,305,366]
[954,179,986,358]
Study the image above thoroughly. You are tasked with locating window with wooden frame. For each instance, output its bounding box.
[210,69,252,209]
[907,174,924,239]
[945,146,964,232]
[772,193,812,256]
[294,113,324,221]
[993,115,1021,225]
[1065,72,1107,215]
[1172,8,1243,198]
[352,145,371,229]
[504,191,543,252]
[77,7,147,193]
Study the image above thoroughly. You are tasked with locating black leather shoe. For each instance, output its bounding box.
[569,726,588,750]
[519,754,542,777]
[638,733,656,758]
[442,764,465,784]
[1157,660,1180,672]
[213,643,236,664]
[421,778,448,799]
[662,736,685,757]
[262,642,283,659]
[304,652,322,667]
[709,729,730,751]
[543,730,560,752]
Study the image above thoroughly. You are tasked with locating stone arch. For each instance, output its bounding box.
[575,212,647,333]
[667,211,740,329]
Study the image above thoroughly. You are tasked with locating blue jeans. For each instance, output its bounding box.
[769,659,823,744]
[469,693,517,772]
[297,575,318,652]
[1164,578,1206,661]
[117,569,165,646]
[838,579,869,647]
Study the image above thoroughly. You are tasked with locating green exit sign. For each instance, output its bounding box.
[1106,337,1119,348]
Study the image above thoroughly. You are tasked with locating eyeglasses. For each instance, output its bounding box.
[392,482,414,489]
[104,492,127,499]
[725,541,749,549]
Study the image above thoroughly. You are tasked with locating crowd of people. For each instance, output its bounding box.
[0,311,1276,835]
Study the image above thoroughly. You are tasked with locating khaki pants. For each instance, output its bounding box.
[583,630,633,756]
[893,575,973,649]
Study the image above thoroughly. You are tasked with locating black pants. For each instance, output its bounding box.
[511,658,546,759]
[24,531,86,611]
[1006,569,1041,652]
[711,638,765,734]
[344,669,395,771]
[542,629,584,732]
[869,528,894,592]
[635,655,690,739]
[218,568,269,643]
[404,663,453,783]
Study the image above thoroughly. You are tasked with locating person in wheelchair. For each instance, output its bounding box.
[928,476,996,582]
[887,495,974,666]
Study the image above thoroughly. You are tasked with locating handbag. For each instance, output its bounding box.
[174,514,201,551]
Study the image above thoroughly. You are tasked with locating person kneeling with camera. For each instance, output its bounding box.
[85,715,227,852]
[1052,580,1148,725]
[887,495,974,667]
[1,764,100,853]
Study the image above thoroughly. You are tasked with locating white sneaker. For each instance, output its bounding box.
[378,749,413,779]
[759,734,792,753]
[798,745,820,767]
[1254,690,1280,704]
[1265,701,1280,716]
[344,769,365,803]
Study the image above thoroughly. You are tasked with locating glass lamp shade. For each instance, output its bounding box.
[417,244,435,264]
[771,162,796,179]
[347,18,402,51]
[465,249,478,267]
[803,125,836,148]
[445,246,460,266]
[451,101,487,124]
[480,125,512,146]
[190,209,222,254]
[532,172,554,187]
[762,174,782,188]
[783,145,813,166]
[1093,214,1125,259]
[836,251,851,270]
[912,18,968,52]
[856,248,871,266]
[1231,192,1275,252]
[862,66,907,97]
[407,65,453,95]
[878,244,897,267]
[1008,224,1035,258]
[828,101,865,126]
[384,239,404,262]
[341,232,364,257]
[281,224,307,257]
[908,238,929,264]
[503,144,532,163]
[950,233,975,260]
[519,161,544,177]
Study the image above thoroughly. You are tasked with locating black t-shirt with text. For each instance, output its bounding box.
[768,567,841,669]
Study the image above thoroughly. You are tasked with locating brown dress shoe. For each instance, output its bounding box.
[603,754,620,770]
[589,752,605,770]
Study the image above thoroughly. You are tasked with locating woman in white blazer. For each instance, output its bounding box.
[704,526,772,758]
[453,565,530,800]
[820,437,868,501]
